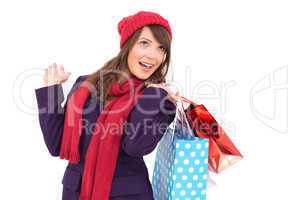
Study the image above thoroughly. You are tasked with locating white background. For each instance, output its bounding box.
[1,0,299,199]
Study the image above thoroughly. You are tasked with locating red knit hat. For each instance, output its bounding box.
[118,11,172,48]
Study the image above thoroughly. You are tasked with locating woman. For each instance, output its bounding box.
[35,11,178,200]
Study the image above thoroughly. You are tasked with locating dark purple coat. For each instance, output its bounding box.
[35,75,176,200]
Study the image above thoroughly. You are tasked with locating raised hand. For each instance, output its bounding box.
[43,63,71,87]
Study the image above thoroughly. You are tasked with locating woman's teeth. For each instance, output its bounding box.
[139,61,153,68]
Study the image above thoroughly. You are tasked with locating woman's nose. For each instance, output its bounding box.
[145,47,158,60]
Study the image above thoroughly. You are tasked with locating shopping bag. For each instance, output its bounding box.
[181,96,243,174]
[152,98,209,200]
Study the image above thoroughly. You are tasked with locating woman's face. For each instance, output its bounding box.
[127,26,167,80]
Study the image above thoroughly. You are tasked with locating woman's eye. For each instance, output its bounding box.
[159,46,166,53]
[139,41,148,46]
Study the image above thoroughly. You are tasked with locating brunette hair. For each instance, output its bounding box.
[85,24,172,104]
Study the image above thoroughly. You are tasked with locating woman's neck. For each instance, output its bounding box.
[117,72,134,84]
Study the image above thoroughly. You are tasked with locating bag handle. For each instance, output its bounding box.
[168,95,195,145]
[180,96,197,106]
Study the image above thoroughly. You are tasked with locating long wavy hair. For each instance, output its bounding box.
[85,24,172,105]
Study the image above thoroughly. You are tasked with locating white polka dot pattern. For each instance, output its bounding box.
[152,127,209,200]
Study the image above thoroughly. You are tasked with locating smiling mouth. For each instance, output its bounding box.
[139,61,154,69]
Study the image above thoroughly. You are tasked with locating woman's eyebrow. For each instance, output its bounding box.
[139,37,152,43]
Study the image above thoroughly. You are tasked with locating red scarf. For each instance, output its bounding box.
[59,76,145,200]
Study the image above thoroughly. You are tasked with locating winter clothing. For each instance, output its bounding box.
[118,11,172,48]
[35,75,176,199]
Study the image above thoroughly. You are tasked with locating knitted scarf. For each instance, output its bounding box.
[59,76,145,200]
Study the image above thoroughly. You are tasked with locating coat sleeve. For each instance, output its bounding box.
[35,75,86,156]
[121,87,177,157]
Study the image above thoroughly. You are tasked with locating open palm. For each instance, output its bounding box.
[43,63,71,86]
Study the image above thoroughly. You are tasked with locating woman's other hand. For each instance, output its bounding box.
[43,63,71,87]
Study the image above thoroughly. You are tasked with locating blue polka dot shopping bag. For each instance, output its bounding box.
[152,98,209,200]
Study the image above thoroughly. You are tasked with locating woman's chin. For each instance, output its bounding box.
[132,73,150,80]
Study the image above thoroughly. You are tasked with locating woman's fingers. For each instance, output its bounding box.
[59,64,64,74]
[43,63,71,86]
[48,63,55,82]
[49,63,54,76]
[58,64,64,79]
[147,83,181,104]
[53,63,58,77]
[65,72,71,79]
[168,91,181,104]
[59,64,71,81]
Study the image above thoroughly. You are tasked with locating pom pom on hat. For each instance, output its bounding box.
[117,11,172,48]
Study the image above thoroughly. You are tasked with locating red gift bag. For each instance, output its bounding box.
[181,96,243,174]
